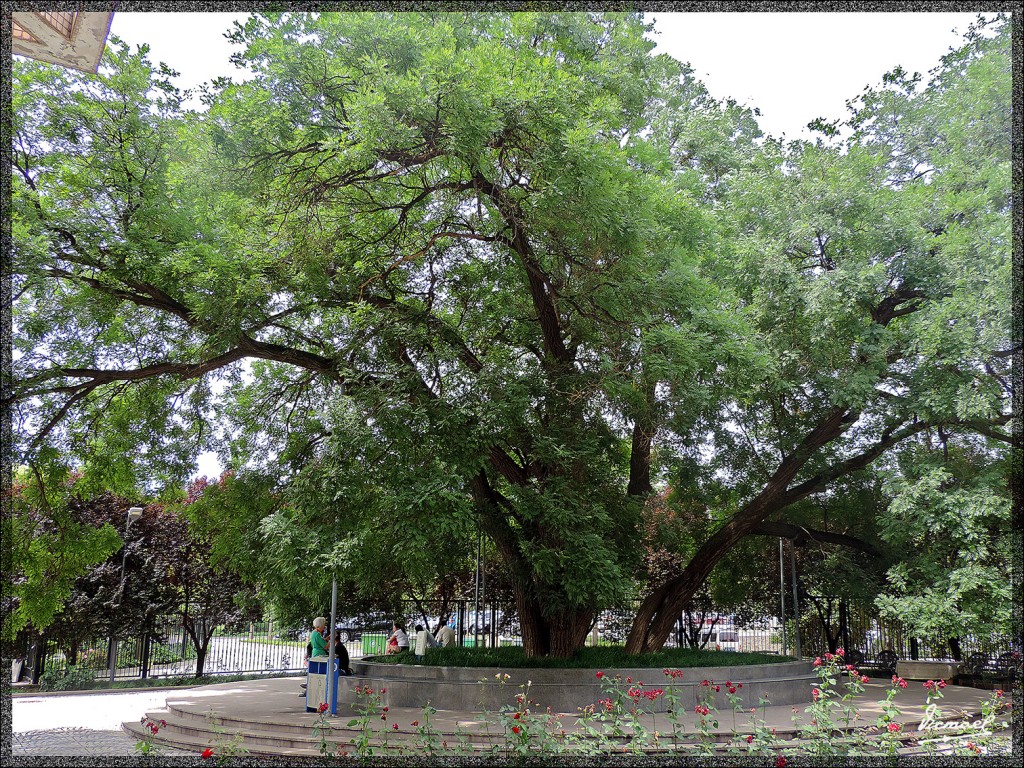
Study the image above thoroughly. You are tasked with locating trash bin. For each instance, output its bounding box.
[306,656,339,714]
[362,633,388,657]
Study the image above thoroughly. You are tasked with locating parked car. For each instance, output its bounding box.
[595,608,635,644]
[466,608,508,635]
[334,612,393,643]
[701,628,740,652]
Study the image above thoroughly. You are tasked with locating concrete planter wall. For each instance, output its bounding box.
[346,659,816,713]
[896,660,960,681]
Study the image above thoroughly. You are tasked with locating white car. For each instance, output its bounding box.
[701,627,741,652]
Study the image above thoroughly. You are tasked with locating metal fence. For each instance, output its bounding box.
[21,617,311,685]
[16,598,1019,686]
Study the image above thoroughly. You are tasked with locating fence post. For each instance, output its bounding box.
[108,635,118,683]
[790,543,801,658]
[29,632,46,685]
[457,600,466,647]
[778,538,788,657]
[141,632,151,680]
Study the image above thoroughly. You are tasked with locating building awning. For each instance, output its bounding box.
[12,10,115,74]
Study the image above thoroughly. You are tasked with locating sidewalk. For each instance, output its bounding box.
[11,685,226,756]
[12,727,193,757]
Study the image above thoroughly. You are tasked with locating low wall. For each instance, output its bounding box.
[896,660,960,681]
[345,659,817,713]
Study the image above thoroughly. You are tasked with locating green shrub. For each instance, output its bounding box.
[77,648,107,670]
[371,645,795,669]
[148,641,194,665]
[39,665,98,691]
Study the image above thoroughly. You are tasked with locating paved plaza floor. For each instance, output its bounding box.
[11,685,230,757]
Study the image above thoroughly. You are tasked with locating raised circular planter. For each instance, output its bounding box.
[344,659,817,713]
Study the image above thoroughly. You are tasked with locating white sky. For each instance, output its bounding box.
[103,10,985,479]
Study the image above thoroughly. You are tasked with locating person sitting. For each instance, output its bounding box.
[414,624,439,658]
[435,618,457,648]
[386,621,409,654]
[333,629,353,675]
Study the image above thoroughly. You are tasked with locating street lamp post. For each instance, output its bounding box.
[108,506,145,683]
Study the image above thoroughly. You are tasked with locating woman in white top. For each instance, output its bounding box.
[387,622,409,653]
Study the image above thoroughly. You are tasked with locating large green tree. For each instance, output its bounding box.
[623,15,1013,653]
[9,13,1013,657]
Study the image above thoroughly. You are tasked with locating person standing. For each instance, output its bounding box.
[301,617,328,696]
[311,617,329,657]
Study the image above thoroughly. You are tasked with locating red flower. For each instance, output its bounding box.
[382,706,389,713]
[846,664,855,671]
[596,671,604,679]
[812,688,820,701]
[994,689,1004,697]
[512,726,521,735]
[891,675,907,688]
[938,680,947,689]
[626,677,632,683]
[714,685,720,692]
[411,721,418,727]
[813,657,822,667]
[746,735,754,744]
[159,720,167,727]
[318,702,329,713]
[381,714,387,721]
[776,756,787,767]
[737,683,743,689]
[201,748,214,759]
[381,688,386,694]
[392,723,399,730]
[836,648,845,657]
[888,722,901,733]
[513,712,521,720]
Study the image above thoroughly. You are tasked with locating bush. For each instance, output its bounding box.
[39,665,98,691]
[372,645,795,669]
[78,648,107,670]
[148,641,194,665]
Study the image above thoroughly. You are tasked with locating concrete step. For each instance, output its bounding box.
[125,706,499,758]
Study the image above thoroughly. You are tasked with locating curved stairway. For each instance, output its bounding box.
[121,675,1010,759]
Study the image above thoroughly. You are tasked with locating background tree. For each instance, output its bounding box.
[3,468,122,654]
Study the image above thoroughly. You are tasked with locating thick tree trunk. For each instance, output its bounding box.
[625,518,757,654]
[512,580,593,658]
[516,585,549,658]
[626,407,856,655]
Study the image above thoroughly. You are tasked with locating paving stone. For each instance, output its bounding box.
[12,727,191,756]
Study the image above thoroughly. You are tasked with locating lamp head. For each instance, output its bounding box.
[127,506,144,522]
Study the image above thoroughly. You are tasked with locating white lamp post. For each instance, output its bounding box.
[109,506,145,683]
